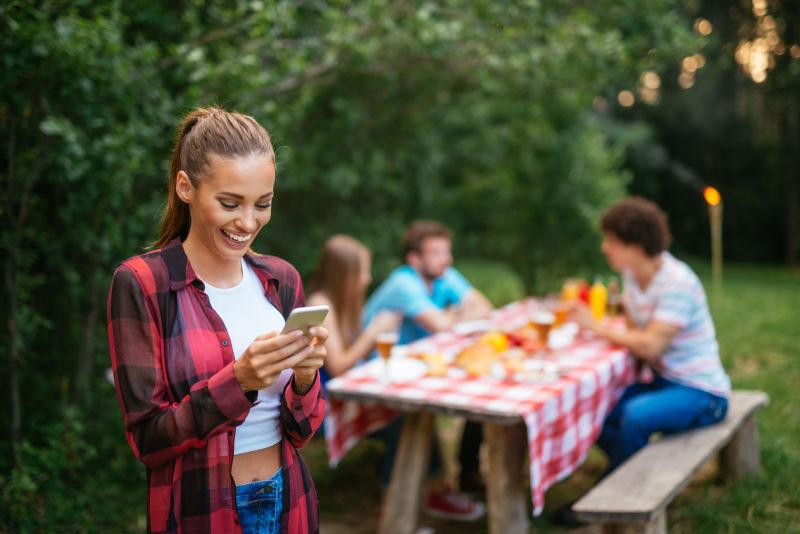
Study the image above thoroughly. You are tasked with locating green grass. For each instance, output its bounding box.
[308,260,800,532]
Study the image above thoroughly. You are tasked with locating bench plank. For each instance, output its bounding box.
[573,390,768,524]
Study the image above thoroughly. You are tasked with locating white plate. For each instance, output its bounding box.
[548,322,578,349]
[452,319,494,336]
[386,358,429,383]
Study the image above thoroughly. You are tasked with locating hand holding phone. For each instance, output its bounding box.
[280,305,330,336]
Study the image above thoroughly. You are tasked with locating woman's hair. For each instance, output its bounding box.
[155,107,275,248]
[402,220,452,256]
[600,196,672,257]
[309,235,371,345]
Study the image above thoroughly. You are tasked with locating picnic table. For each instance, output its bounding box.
[324,299,636,534]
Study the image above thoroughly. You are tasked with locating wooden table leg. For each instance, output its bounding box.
[378,411,435,534]
[484,421,529,534]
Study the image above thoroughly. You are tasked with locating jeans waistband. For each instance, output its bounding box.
[235,467,282,493]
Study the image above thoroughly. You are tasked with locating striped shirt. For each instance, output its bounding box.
[107,238,324,533]
[622,252,730,398]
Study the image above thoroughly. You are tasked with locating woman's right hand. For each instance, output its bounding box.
[368,310,402,337]
[234,330,313,392]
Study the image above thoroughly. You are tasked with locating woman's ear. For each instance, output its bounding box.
[175,171,193,204]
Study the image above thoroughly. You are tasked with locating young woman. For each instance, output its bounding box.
[107,107,327,534]
[306,234,399,383]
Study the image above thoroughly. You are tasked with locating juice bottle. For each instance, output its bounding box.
[561,279,579,302]
[589,277,607,321]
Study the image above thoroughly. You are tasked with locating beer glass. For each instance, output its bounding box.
[376,331,399,380]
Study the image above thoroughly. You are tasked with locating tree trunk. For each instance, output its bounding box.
[3,116,23,467]
[4,250,23,467]
[74,279,100,405]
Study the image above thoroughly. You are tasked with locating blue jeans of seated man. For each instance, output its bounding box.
[236,468,283,534]
[598,375,728,474]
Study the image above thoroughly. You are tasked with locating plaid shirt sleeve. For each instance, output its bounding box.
[281,371,326,449]
[275,266,326,449]
[108,264,253,468]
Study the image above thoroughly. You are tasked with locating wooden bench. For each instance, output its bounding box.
[572,390,769,534]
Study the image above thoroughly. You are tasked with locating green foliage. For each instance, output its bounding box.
[456,259,526,306]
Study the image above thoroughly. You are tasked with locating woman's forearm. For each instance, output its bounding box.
[325,329,377,377]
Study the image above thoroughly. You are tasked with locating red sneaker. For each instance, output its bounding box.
[424,490,486,521]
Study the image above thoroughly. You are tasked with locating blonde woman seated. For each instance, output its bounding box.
[307,235,399,385]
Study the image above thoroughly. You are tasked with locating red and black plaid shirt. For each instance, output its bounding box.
[107,238,324,533]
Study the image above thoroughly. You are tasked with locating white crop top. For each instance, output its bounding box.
[203,258,292,455]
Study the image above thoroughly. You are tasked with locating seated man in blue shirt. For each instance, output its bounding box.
[364,220,493,520]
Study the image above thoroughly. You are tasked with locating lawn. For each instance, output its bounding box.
[306,260,800,533]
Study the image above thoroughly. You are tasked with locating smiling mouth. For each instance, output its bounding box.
[220,229,252,244]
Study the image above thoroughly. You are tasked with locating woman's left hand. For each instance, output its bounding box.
[292,325,328,393]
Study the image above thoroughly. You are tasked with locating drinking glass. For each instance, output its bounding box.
[376,331,399,381]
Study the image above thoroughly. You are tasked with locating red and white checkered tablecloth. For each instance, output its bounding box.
[324,299,636,515]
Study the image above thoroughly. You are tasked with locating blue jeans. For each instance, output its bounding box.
[598,375,728,474]
[235,468,283,534]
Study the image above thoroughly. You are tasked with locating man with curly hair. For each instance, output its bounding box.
[574,197,731,474]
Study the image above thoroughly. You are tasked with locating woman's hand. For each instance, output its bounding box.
[367,310,402,338]
[292,325,328,394]
[234,330,312,392]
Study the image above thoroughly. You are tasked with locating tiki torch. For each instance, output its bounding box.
[703,186,722,294]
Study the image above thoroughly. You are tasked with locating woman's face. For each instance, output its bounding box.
[177,154,275,262]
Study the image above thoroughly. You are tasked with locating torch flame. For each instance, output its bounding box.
[704,186,721,206]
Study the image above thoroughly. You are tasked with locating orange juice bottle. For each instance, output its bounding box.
[589,277,607,321]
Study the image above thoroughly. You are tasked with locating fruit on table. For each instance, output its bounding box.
[479,331,509,352]
[507,327,542,354]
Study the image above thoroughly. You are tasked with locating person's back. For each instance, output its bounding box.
[622,251,729,398]
[307,235,399,382]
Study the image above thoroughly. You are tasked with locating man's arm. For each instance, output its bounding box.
[453,289,493,321]
[573,303,679,364]
[597,320,679,364]
[414,289,493,333]
[414,307,458,333]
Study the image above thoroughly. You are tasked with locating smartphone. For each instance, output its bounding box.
[280,305,330,336]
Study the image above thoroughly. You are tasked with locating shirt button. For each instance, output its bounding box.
[221,339,228,347]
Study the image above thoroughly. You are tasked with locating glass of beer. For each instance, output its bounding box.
[529,310,555,350]
[376,331,399,380]
[553,303,569,328]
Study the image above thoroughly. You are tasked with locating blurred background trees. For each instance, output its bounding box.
[1,0,796,529]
